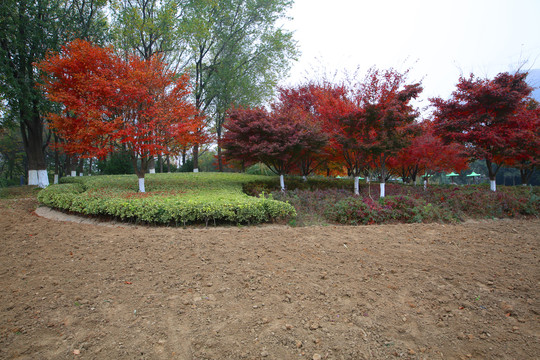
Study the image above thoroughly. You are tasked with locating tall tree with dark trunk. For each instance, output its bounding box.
[0,0,107,187]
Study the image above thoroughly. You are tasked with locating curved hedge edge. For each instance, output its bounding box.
[37,183,296,226]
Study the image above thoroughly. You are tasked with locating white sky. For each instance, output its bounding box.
[280,0,540,114]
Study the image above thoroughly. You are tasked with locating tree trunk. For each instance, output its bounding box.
[486,159,500,192]
[217,130,223,172]
[70,156,77,177]
[78,158,84,176]
[379,155,387,198]
[148,157,156,173]
[167,155,171,173]
[193,144,199,172]
[53,134,60,184]
[158,153,163,173]
[65,155,72,176]
[520,168,533,186]
[279,174,285,191]
[21,109,48,187]
[354,176,360,195]
[181,147,187,166]
[132,155,148,193]
[217,144,223,172]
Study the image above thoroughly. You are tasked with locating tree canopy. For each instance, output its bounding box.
[37,39,200,192]
[431,72,533,191]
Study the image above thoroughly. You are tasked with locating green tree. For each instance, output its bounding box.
[112,0,185,62]
[111,0,190,174]
[181,0,297,172]
[0,0,108,187]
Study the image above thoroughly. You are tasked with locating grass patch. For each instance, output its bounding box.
[0,185,41,199]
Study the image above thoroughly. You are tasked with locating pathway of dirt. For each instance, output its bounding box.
[1,197,539,359]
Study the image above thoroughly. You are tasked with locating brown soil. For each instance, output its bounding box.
[1,196,539,360]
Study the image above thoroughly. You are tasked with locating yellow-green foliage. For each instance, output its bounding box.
[37,173,296,225]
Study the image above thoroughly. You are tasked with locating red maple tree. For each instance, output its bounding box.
[313,68,422,196]
[222,104,327,190]
[431,72,533,191]
[38,39,201,192]
[274,85,330,178]
[390,120,469,186]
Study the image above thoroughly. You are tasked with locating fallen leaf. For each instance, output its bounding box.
[73,349,80,355]
[124,281,132,285]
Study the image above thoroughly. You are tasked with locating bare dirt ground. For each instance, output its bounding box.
[1,196,539,360]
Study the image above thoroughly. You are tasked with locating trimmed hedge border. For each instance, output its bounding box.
[37,174,296,226]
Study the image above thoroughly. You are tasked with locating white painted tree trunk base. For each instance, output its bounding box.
[354,176,360,195]
[28,170,38,185]
[490,180,496,192]
[138,178,145,193]
[38,170,49,188]
[71,170,77,177]
[380,182,386,198]
[193,168,199,173]
[149,169,156,174]
[280,174,285,191]
[302,176,307,182]
[54,174,59,184]
[79,172,83,177]
[423,179,427,191]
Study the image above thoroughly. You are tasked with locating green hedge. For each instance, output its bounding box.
[242,176,355,196]
[38,173,296,225]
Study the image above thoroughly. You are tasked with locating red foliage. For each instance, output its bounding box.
[390,120,469,182]
[274,85,330,176]
[431,72,533,181]
[313,68,422,180]
[500,100,540,184]
[37,39,201,178]
[222,104,327,176]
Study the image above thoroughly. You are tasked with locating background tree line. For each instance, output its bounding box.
[0,0,297,187]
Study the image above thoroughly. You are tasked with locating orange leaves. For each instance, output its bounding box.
[37,40,201,163]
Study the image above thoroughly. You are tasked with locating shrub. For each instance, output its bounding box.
[39,173,296,225]
[39,174,539,226]
[243,177,354,196]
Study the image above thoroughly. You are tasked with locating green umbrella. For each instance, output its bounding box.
[466,171,481,184]
[446,172,459,184]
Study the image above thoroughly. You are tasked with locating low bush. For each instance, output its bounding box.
[38,173,295,225]
[270,183,538,226]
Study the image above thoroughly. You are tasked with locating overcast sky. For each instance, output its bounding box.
[280,0,540,113]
